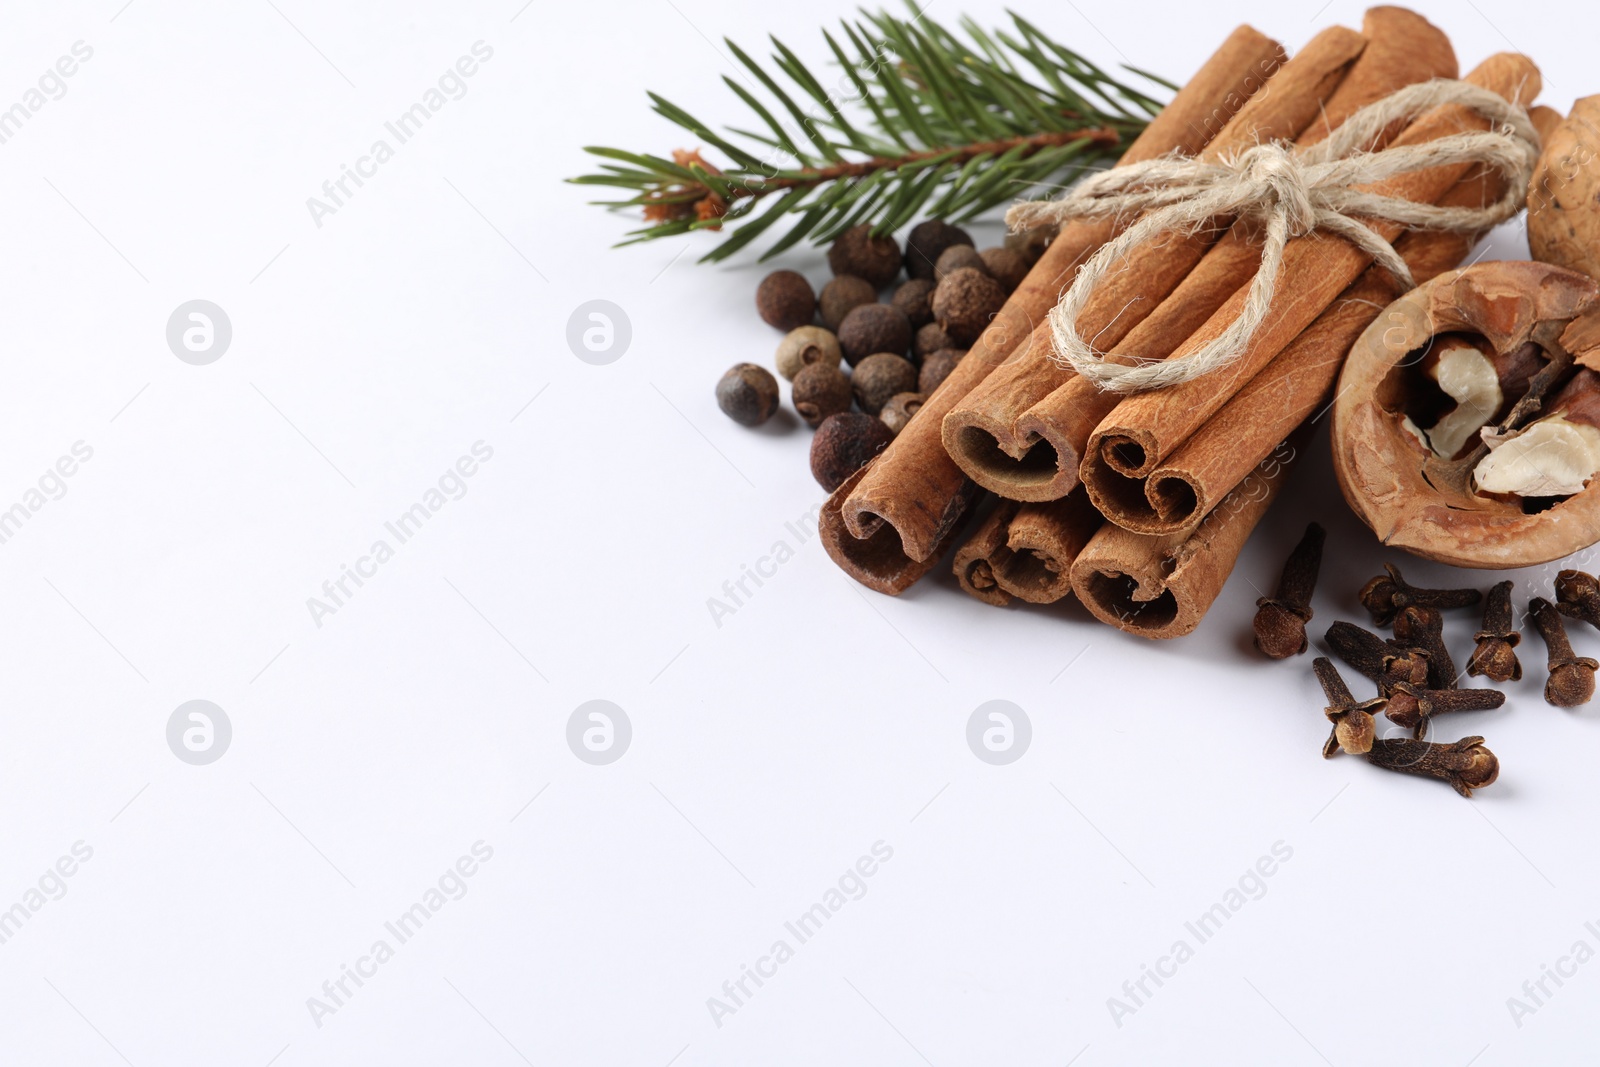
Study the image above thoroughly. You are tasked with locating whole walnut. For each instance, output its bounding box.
[828,225,903,288]
[932,267,1007,345]
[1529,97,1600,279]
[838,304,912,365]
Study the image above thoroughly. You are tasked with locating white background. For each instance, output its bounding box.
[2,0,1598,1064]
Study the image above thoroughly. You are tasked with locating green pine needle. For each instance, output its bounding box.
[571,3,1169,262]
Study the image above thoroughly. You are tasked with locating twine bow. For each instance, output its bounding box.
[1005,79,1542,393]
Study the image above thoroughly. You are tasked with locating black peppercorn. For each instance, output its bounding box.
[819,275,879,331]
[934,244,987,279]
[914,322,955,361]
[852,352,918,415]
[905,219,974,280]
[932,267,1007,345]
[837,303,912,365]
[792,363,853,428]
[980,247,1029,293]
[891,278,937,330]
[811,412,894,491]
[715,363,780,426]
[828,224,903,289]
[756,270,816,331]
[918,348,966,394]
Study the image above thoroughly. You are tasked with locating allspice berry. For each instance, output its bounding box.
[935,244,987,279]
[919,348,966,394]
[828,224,902,288]
[715,363,780,426]
[852,352,918,415]
[775,325,842,381]
[914,322,955,361]
[932,267,1007,344]
[980,247,1029,293]
[905,219,974,280]
[811,412,894,491]
[819,275,878,331]
[792,363,853,428]
[880,392,926,435]
[756,270,816,331]
[1005,224,1055,266]
[838,303,912,365]
[891,278,936,330]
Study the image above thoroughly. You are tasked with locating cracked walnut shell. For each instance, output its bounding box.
[1332,261,1600,568]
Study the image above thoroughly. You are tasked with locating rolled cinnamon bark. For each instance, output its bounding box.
[820,24,1288,594]
[995,492,1103,604]
[953,7,1457,502]
[1070,432,1307,639]
[953,493,1103,605]
[1098,147,1528,535]
[954,501,1021,606]
[941,24,1370,500]
[1079,53,1541,508]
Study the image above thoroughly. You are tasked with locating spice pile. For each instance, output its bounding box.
[678,4,1600,798]
[1258,524,1600,797]
[725,219,1048,490]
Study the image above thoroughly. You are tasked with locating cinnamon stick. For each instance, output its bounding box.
[995,492,1103,604]
[1096,141,1535,535]
[953,493,1103,605]
[940,24,1370,500]
[954,501,1021,606]
[955,7,1456,502]
[819,25,1287,594]
[1069,431,1308,639]
[1079,53,1542,511]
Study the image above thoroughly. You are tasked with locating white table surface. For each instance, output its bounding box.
[2,0,1597,1063]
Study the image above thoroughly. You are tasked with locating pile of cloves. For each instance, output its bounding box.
[1253,522,1600,798]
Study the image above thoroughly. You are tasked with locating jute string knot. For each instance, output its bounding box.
[1005,79,1542,393]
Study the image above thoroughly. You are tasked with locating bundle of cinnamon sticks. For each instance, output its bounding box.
[820,7,1553,638]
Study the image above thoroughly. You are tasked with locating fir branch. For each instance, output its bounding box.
[571,4,1169,262]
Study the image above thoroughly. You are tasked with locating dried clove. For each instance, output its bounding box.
[1324,620,1429,689]
[1383,683,1506,740]
[1313,657,1383,759]
[1359,563,1482,627]
[1467,580,1522,682]
[1365,736,1500,798]
[1529,596,1598,707]
[1555,569,1600,630]
[1392,605,1458,689]
[1254,522,1325,659]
